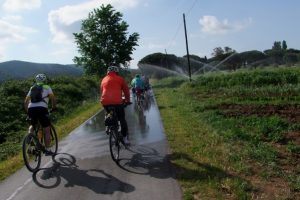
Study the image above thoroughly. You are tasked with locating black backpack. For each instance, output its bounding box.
[30,84,44,103]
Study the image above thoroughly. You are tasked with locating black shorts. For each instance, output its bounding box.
[104,105,125,120]
[28,107,50,128]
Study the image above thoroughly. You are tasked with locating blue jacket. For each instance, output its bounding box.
[131,77,144,89]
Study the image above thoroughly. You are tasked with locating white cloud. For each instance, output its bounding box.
[2,0,41,12]
[0,19,37,43]
[48,0,139,44]
[199,15,252,34]
[2,15,22,23]
[0,18,37,59]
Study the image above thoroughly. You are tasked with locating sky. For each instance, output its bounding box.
[0,0,300,69]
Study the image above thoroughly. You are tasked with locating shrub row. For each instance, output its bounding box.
[196,67,300,88]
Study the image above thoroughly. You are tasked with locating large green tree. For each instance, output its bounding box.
[73,4,139,76]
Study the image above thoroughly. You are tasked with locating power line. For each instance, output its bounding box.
[166,0,199,52]
[186,0,199,17]
[166,21,183,50]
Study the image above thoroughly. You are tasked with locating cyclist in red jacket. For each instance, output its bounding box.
[100,66,131,144]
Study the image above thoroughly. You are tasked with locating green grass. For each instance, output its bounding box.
[153,67,300,199]
[0,101,101,181]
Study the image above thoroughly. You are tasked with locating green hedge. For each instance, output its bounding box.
[196,67,300,88]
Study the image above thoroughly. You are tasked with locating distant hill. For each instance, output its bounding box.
[0,60,84,82]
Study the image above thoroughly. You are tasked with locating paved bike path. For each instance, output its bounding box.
[0,93,182,200]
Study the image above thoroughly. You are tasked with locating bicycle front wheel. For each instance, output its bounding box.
[22,134,41,172]
[109,129,120,162]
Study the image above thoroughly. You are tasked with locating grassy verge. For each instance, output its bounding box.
[0,102,101,181]
[153,67,300,199]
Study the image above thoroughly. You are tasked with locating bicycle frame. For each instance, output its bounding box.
[22,119,58,172]
[135,90,145,110]
[135,89,144,100]
[32,122,56,152]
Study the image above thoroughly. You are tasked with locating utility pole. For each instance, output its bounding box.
[183,13,191,82]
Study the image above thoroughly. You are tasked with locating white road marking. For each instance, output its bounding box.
[5,160,52,200]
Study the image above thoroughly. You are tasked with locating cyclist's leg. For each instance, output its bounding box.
[145,84,150,96]
[39,107,51,147]
[27,107,38,133]
[141,89,145,99]
[43,127,51,147]
[143,86,148,96]
[103,106,113,133]
[136,88,142,102]
[135,88,139,101]
[115,105,128,138]
[131,88,136,96]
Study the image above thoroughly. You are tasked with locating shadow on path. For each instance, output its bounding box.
[117,145,176,180]
[32,152,135,194]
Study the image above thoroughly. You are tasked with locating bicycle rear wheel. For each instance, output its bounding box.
[109,129,120,162]
[22,134,41,172]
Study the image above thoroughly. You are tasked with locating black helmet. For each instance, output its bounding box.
[107,66,119,73]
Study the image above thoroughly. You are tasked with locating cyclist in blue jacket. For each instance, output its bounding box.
[131,74,145,98]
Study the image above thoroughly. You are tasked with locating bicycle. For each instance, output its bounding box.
[135,89,144,109]
[104,102,131,162]
[22,110,58,172]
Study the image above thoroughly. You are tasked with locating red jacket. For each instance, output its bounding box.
[100,72,130,105]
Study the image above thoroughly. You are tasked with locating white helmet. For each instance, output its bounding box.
[35,74,47,83]
[107,66,119,73]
